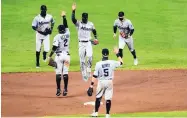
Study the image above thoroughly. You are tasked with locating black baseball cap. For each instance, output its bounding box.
[58,25,65,32]
[118,11,124,17]
[82,12,88,18]
[102,48,109,57]
[40,5,47,11]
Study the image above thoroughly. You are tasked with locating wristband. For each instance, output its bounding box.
[116,53,120,57]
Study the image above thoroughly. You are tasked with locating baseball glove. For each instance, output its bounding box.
[120,28,130,39]
[120,32,129,39]
[87,87,93,96]
[45,28,52,34]
[48,58,57,68]
[91,39,99,45]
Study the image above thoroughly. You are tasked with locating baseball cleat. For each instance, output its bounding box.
[56,89,61,96]
[83,76,88,82]
[43,59,47,63]
[63,89,68,96]
[36,66,40,69]
[105,114,110,118]
[134,58,138,66]
[90,112,98,117]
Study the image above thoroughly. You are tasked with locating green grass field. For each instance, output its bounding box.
[49,111,187,117]
[2,0,187,72]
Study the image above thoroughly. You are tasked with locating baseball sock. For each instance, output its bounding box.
[106,100,111,114]
[119,49,123,58]
[36,51,40,66]
[95,97,101,112]
[43,51,47,60]
[56,74,61,90]
[131,49,137,59]
[63,74,68,90]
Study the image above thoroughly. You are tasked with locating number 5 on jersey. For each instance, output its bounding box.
[103,68,109,77]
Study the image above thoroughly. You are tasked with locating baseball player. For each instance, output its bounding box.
[48,11,70,96]
[71,3,99,81]
[87,47,123,118]
[113,11,138,65]
[32,5,55,68]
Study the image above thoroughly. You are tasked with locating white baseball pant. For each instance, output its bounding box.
[118,35,134,51]
[96,80,113,100]
[36,32,50,52]
[54,52,70,75]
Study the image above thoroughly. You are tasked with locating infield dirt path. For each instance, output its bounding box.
[2,69,187,117]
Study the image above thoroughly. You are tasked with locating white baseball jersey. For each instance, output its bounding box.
[53,28,70,53]
[93,60,121,80]
[75,21,95,41]
[94,60,121,100]
[114,19,134,34]
[32,14,54,32]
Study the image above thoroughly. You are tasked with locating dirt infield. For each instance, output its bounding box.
[2,69,187,117]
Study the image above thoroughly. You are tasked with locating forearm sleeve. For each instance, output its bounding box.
[32,26,37,31]
[63,16,68,28]
[113,26,117,33]
[92,29,97,39]
[129,29,134,36]
[71,10,77,24]
[49,46,58,57]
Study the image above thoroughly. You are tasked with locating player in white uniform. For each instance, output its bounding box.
[71,3,98,81]
[113,11,138,65]
[48,11,70,96]
[32,5,55,68]
[87,48,123,118]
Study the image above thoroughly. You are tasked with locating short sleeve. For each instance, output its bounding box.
[113,19,118,26]
[53,35,59,47]
[75,20,80,27]
[65,28,70,34]
[93,63,100,77]
[92,22,95,30]
[32,16,38,27]
[128,20,134,29]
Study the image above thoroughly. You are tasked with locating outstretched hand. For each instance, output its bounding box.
[61,11,66,17]
[72,3,76,10]
[113,47,119,54]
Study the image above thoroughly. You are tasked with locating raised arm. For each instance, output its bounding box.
[71,3,77,25]
[61,11,68,28]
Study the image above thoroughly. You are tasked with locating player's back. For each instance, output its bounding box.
[95,60,121,81]
[54,29,70,53]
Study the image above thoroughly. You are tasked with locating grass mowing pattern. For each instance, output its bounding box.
[2,0,187,72]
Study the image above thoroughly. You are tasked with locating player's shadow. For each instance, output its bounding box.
[2,92,85,99]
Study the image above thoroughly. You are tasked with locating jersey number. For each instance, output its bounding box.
[103,68,109,77]
[64,39,68,47]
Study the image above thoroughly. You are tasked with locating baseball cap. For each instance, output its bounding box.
[102,48,109,57]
